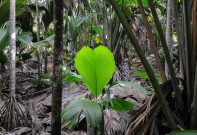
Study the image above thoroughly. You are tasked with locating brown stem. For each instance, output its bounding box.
[137,0,167,82]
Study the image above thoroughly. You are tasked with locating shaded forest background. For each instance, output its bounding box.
[0,0,197,135]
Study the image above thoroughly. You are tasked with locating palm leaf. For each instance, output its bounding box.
[61,98,102,128]
[0,0,26,26]
[0,28,8,51]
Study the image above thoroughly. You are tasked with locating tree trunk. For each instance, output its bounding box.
[9,0,16,98]
[165,0,173,78]
[51,0,64,134]
[36,0,42,91]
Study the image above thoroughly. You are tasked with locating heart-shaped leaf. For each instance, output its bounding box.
[75,46,115,97]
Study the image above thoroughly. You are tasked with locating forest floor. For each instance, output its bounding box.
[0,50,171,135]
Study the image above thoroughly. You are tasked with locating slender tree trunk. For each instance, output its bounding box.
[190,0,197,129]
[183,0,194,109]
[165,0,173,78]
[36,0,42,91]
[44,29,48,74]
[51,0,64,134]
[8,0,16,130]
[9,0,16,98]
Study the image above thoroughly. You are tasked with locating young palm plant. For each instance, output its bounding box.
[61,45,133,135]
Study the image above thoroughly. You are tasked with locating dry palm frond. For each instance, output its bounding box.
[125,94,159,135]
[104,109,126,135]
[125,80,173,135]
[0,96,29,131]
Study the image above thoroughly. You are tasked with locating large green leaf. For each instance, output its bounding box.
[61,98,102,128]
[75,46,115,97]
[17,32,33,45]
[32,35,54,47]
[167,130,197,135]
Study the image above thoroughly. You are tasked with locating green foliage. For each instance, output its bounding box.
[116,0,148,7]
[133,68,149,79]
[91,26,103,35]
[61,98,102,129]
[133,68,160,80]
[0,29,32,65]
[0,28,8,51]
[0,28,33,52]
[159,48,165,59]
[64,74,82,83]
[167,130,197,135]
[103,98,134,112]
[62,46,117,131]
[75,45,115,97]
[135,0,148,7]
[66,14,93,43]
[17,32,33,45]
[140,0,148,6]
[0,0,26,26]
[32,35,54,47]
[33,48,39,58]
[40,75,51,86]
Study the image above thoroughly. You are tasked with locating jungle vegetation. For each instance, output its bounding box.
[0,0,197,135]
